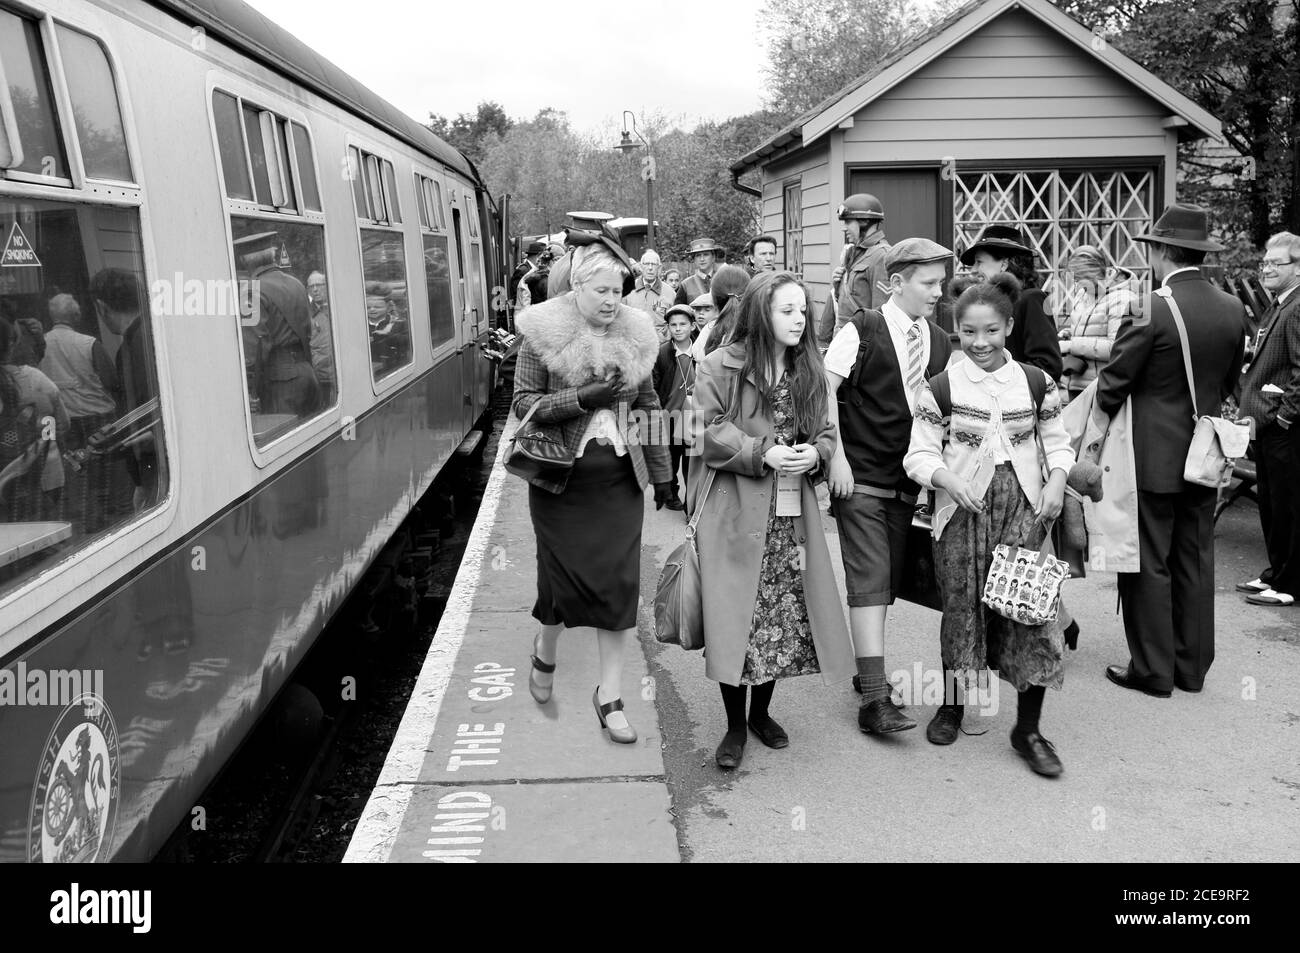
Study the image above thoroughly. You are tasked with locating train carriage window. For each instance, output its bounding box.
[241,104,272,206]
[359,228,411,380]
[0,8,69,182]
[53,25,132,183]
[230,217,337,444]
[289,123,320,212]
[212,92,253,200]
[380,160,400,224]
[264,113,292,210]
[413,174,428,229]
[0,197,169,595]
[414,172,454,351]
[423,234,455,350]
[348,145,367,217]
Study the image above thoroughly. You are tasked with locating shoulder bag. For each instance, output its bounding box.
[652,466,716,651]
[1158,287,1252,488]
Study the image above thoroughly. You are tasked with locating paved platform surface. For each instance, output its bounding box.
[348,418,1300,863]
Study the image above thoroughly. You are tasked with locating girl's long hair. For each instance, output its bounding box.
[723,271,827,440]
[703,264,750,355]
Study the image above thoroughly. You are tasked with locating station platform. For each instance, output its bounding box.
[346,413,1300,864]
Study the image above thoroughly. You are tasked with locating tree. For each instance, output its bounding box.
[758,0,962,118]
[426,101,513,166]
[1058,0,1294,253]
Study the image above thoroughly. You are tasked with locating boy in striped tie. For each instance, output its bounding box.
[824,238,954,736]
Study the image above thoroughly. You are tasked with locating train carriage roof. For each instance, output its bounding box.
[148,0,480,183]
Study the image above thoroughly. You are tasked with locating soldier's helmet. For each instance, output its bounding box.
[836,193,885,222]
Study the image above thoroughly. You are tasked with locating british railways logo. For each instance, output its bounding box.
[28,694,120,863]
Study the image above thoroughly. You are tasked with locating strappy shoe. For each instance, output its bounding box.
[592,687,637,744]
[528,635,556,704]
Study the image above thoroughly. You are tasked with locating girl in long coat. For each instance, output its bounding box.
[689,271,855,770]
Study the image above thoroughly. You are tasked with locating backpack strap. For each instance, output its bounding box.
[843,308,884,396]
[928,368,953,418]
[1018,361,1047,414]
[930,361,1042,418]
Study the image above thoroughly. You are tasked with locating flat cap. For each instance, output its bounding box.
[690,292,714,309]
[884,237,952,275]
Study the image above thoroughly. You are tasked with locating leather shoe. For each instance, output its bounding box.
[715,729,747,769]
[747,715,789,749]
[1010,728,1063,777]
[665,498,685,511]
[1105,664,1171,698]
[858,698,916,734]
[1174,678,1203,693]
[926,705,962,745]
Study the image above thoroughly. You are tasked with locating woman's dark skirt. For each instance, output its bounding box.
[529,442,642,631]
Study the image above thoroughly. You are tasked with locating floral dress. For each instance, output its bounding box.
[740,372,820,685]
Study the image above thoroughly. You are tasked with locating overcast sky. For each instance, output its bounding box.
[244,0,771,134]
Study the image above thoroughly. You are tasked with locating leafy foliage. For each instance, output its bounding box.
[1057,0,1295,253]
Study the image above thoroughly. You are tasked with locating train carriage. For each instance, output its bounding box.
[0,0,502,861]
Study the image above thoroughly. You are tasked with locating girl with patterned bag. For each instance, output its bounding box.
[904,272,1077,777]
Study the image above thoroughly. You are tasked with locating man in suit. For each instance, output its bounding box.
[816,193,892,349]
[1097,204,1247,697]
[623,249,675,339]
[509,241,546,313]
[1237,232,1300,607]
[674,237,724,305]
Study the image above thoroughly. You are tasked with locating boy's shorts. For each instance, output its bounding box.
[833,491,914,607]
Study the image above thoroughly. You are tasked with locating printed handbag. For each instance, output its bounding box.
[504,398,574,486]
[653,466,717,651]
[981,523,1070,627]
[1158,287,1253,488]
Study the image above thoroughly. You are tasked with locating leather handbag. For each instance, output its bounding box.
[1159,287,1252,489]
[504,398,574,486]
[653,466,716,651]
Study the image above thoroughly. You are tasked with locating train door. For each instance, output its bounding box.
[451,202,475,435]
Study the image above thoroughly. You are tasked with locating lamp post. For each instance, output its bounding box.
[614,110,655,253]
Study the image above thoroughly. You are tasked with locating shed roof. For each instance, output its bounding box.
[732,0,1222,175]
[147,0,480,183]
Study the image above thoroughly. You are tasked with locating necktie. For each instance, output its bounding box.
[906,321,924,395]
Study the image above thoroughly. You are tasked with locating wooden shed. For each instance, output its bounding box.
[730,0,1223,313]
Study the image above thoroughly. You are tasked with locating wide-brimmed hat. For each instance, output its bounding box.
[958,224,1033,265]
[524,240,546,256]
[686,237,725,257]
[1133,203,1224,252]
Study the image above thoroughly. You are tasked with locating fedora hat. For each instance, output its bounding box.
[1134,203,1224,252]
[958,224,1033,265]
[686,237,725,257]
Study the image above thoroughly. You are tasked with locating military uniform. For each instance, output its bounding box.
[253,264,320,416]
[817,235,891,348]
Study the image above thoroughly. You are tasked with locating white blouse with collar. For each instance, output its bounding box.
[905,354,1076,538]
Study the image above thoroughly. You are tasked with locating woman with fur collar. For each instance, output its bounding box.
[512,243,674,745]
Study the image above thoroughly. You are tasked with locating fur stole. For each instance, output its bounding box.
[515,292,659,387]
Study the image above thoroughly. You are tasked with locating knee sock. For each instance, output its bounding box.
[856,656,888,704]
[749,681,776,723]
[720,683,748,732]
[1016,685,1046,733]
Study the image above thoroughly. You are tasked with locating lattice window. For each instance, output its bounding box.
[953,168,1156,287]
[783,180,803,276]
